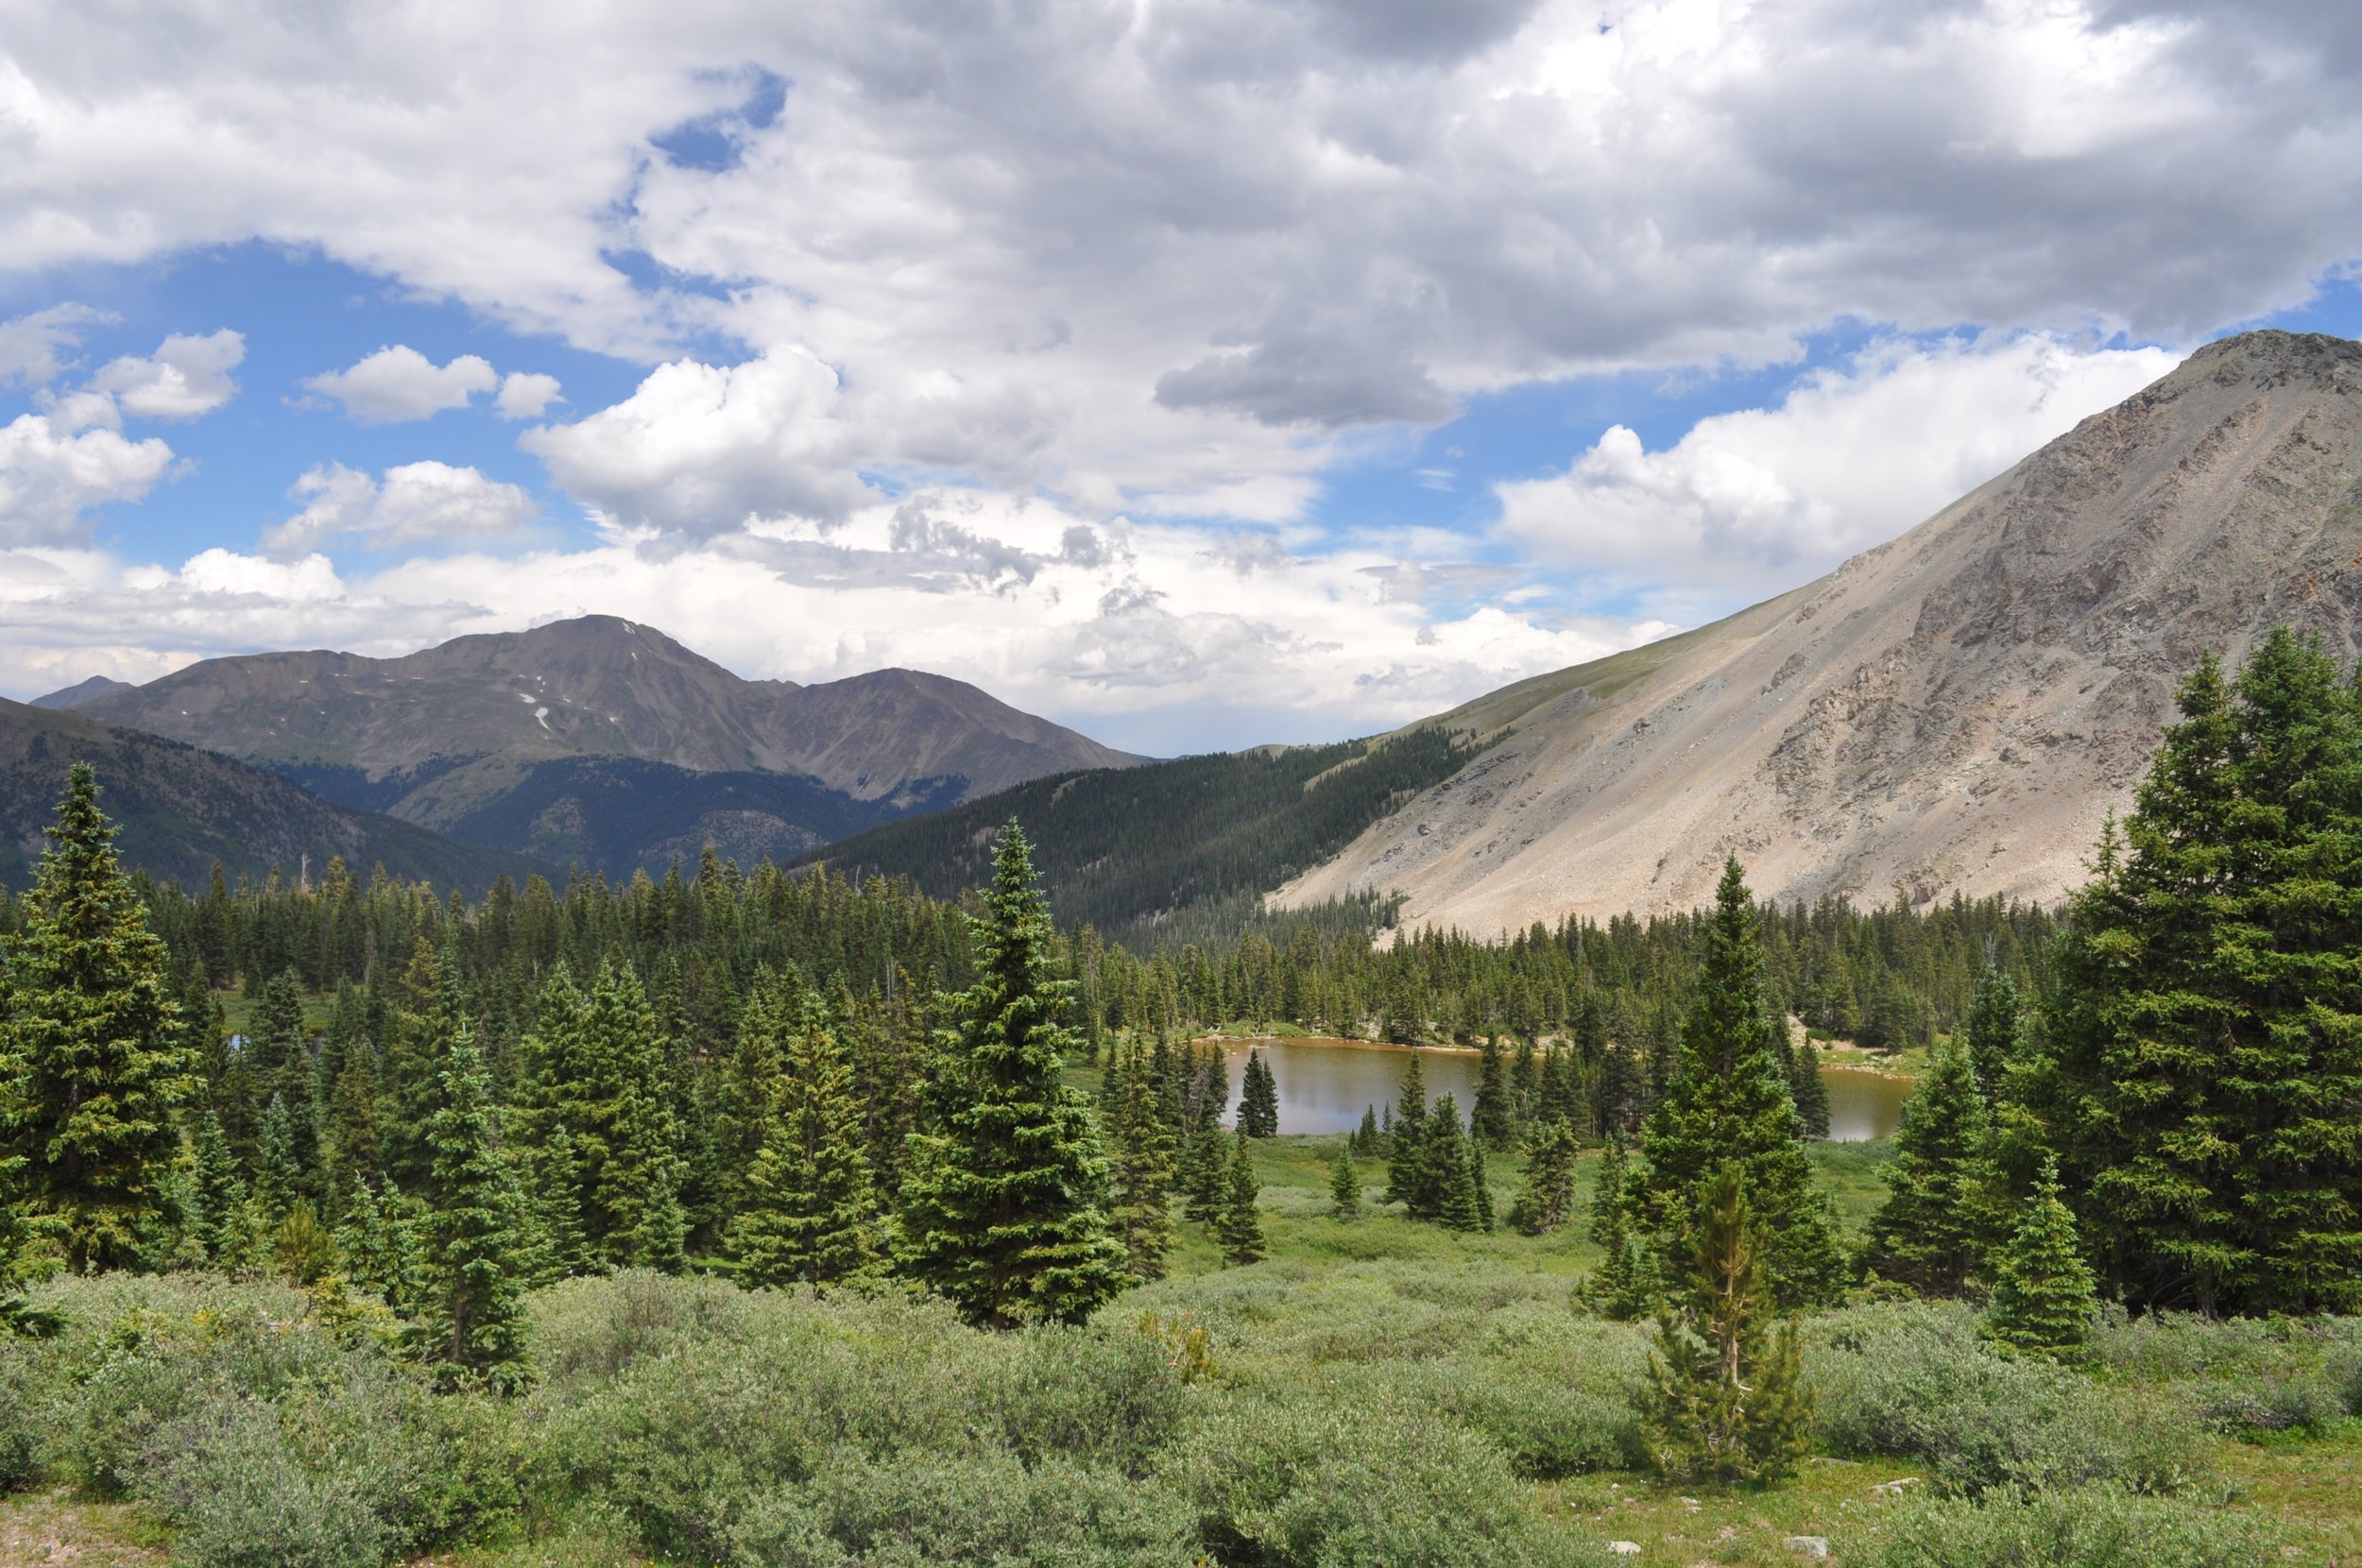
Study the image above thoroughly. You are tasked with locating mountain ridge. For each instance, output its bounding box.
[1278,329,2362,930]
[50,615,1139,874]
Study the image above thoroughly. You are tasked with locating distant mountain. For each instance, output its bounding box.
[68,616,1140,874]
[1279,330,2362,929]
[0,697,545,893]
[31,675,133,709]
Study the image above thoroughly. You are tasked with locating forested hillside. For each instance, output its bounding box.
[808,724,1486,934]
[0,696,545,893]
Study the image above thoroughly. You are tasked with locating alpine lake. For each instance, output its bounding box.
[1206,1035,1909,1141]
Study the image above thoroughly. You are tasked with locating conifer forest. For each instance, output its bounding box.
[4,631,2362,1567]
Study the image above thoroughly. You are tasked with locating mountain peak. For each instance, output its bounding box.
[30,675,135,710]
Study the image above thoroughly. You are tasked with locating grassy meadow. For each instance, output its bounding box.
[6,1126,2359,1567]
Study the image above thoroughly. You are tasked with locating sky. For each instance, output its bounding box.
[3,1,2360,756]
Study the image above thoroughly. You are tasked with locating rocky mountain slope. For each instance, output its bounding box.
[0,698,544,893]
[45,616,1138,872]
[1280,330,2362,930]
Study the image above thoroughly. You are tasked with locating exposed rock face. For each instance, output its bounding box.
[1283,331,2362,930]
[72,615,1138,833]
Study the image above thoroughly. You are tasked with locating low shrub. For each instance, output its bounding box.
[1809,1303,2206,1495]
[1164,1389,1598,1568]
[1854,1485,2275,1568]
[723,1452,1194,1566]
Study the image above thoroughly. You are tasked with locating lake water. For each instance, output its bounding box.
[1207,1036,1909,1142]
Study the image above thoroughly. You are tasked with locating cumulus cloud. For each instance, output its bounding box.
[263,460,539,557]
[305,346,500,423]
[495,370,564,419]
[520,349,870,531]
[1495,334,2182,600]
[3,0,2356,530]
[84,330,245,420]
[0,304,112,387]
[0,414,177,545]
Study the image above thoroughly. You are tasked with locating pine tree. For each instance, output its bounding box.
[1474,1036,1515,1146]
[1179,1124,1227,1221]
[713,964,796,1216]
[1984,1155,2097,1361]
[411,1031,528,1391]
[248,969,319,1191]
[1639,859,1843,1308]
[1214,1130,1267,1266]
[1508,1118,1579,1235]
[1861,1039,1991,1296]
[1354,1103,1380,1156]
[1106,1040,1177,1280]
[588,963,686,1270]
[252,1093,301,1224]
[1579,1137,1654,1320]
[1329,1140,1362,1219]
[520,1122,593,1287]
[335,1176,416,1311]
[1789,1040,1831,1140]
[898,824,1127,1328]
[1961,963,2024,1100]
[1644,1166,1812,1483]
[1239,1049,1280,1136]
[2043,632,2362,1313]
[735,995,879,1288]
[1436,1095,1481,1231]
[0,763,191,1271]
[186,1109,246,1267]
[1382,1054,1440,1214]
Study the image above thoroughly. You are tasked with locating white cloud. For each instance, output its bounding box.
[520,349,870,531]
[0,414,177,545]
[84,329,245,419]
[0,304,112,387]
[1494,334,2183,603]
[0,482,1663,747]
[495,370,564,419]
[263,460,539,557]
[305,346,499,423]
[0,1,2353,534]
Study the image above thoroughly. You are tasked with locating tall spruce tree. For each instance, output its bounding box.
[1105,1039,1178,1280]
[2042,632,2362,1313]
[0,764,191,1271]
[1434,1094,1481,1231]
[1644,1166,1812,1483]
[734,995,879,1288]
[1474,1036,1515,1145]
[1789,1040,1831,1140]
[412,1031,528,1391]
[185,1109,246,1267]
[1239,1048,1280,1136]
[898,824,1127,1328]
[1639,860,1842,1308]
[1382,1054,1443,1215]
[1961,963,2025,1101]
[1214,1129,1267,1266]
[1861,1039,1991,1296]
[1984,1155,2097,1361]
